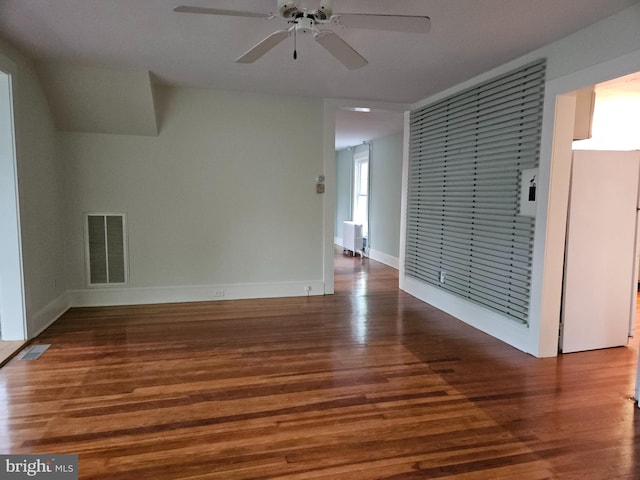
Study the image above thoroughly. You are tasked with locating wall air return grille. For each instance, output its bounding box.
[405,60,546,325]
[85,213,127,285]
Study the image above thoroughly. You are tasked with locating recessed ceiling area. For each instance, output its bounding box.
[335,109,404,150]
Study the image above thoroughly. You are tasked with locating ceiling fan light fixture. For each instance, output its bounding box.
[175,0,430,68]
[316,0,334,20]
[279,1,301,19]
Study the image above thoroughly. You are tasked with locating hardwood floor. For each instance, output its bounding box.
[0,340,27,366]
[2,251,640,479]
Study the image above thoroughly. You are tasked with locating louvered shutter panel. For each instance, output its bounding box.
[87,215,108,284]
[405,60,546,325]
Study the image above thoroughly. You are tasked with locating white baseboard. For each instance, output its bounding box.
[67,280,326,308]
[401,276,531,355]
[28,293,71,339]
[368,249,399,269]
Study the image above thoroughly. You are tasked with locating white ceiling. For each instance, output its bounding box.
[334,108,404,150]
[0,0,638,148]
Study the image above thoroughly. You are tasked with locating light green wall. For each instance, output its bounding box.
[36,62,159,136]
[62,86,325,290]
[0,38,66,336]
[370,132,403,259]
[334,148,352,239]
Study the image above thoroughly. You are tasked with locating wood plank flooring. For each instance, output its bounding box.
[1,251,640,479]
[0,340,27,366]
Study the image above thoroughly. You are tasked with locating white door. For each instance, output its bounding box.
[561,150,640,353]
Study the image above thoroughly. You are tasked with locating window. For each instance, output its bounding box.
[353,150,369,238]
[85,213,127,285]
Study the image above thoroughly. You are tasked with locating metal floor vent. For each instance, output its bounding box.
[19,344,51,360]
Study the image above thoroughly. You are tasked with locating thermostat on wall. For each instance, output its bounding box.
[519,168,538,217]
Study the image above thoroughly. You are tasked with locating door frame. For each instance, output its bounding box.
[532,51,640,400]
[0,56,27,341]
[530,50,640,358]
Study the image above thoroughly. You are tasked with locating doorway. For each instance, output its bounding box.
[541,64,640,400]
[333,106,405,271]
[560,72,640,353]
[0,64,27,349]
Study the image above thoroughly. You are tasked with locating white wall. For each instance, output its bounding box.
[402,3,640,357]
[0,38,67,338]
[61,86,326,306]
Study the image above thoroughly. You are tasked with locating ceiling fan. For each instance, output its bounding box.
[173,0,431,69]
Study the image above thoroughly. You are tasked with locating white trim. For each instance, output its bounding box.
[0,56,27,341]
[368,249,399,270]
[403,276,530,353]
[66,280,326,308]
[353,150,369,162]
[29,293,71,338]
[530,49,640,357]
[323,100,336,295]
[399,111,411,291]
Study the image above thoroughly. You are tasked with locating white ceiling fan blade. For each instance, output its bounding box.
[236,30,291,64]
[332,14,431,34]
[173,6,270,19]
[314,30,367,70]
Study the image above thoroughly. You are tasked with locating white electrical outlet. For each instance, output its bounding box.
[439,271,446,283]
[304,285,312,293]
[213,289,225,297]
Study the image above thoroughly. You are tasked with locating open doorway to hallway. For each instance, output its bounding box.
[334,107,405,272]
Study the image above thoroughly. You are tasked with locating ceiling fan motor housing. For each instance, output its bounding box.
[278,0,334,21]
[295,17,314,34]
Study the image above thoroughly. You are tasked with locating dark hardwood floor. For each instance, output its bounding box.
[2,250,640,479]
